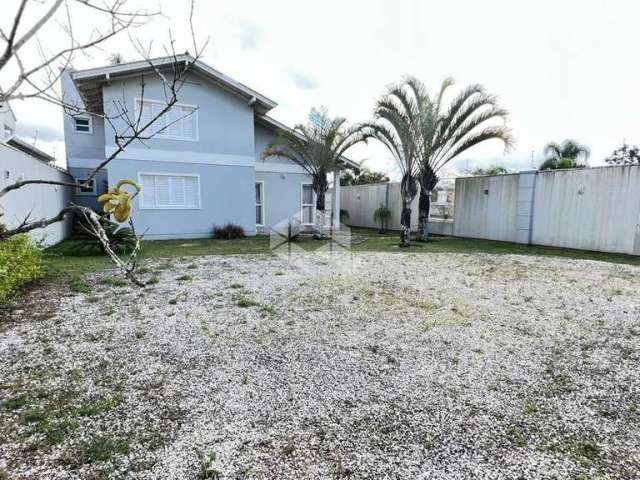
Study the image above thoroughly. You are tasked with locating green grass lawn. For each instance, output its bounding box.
[43,227,640,279]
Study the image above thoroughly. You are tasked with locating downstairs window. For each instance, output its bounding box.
[139,173,200,209]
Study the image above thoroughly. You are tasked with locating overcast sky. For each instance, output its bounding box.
[4,0,639,178]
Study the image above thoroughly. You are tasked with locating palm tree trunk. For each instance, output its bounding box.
[400,198,412,248]
[313,187,327,239]
[399,175,417,248]
[316,190,326,213]
[417,188,431,242]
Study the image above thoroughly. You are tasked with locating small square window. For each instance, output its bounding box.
[73,116,92,134]
[3,124,13,139]
[76,178,96,195]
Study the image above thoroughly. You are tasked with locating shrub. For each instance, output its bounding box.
[72,216,137,254]
[0,235,42,304]
[213,223,245,240]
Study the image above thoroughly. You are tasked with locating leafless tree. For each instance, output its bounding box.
[0,0,208,285]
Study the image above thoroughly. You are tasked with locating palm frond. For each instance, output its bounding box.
[543,142,562,161]
[438,126,514,167]
[262,108,366,195]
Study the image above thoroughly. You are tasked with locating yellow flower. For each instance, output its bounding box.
[97,179,141,223]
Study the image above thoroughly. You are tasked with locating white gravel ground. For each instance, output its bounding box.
[0,251,639,479]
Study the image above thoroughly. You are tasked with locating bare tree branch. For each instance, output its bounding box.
[0,0,207,285]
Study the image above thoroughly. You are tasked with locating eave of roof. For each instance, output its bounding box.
[71,54,277,115]
[5,137,69,175]
[8,137,56,163]
[255,114,361,171]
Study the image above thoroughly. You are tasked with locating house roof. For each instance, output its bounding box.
[8,137,57,163]
[71,54,277,115]
[6,137,70,175]
[255,114,361,171]
[70,55,360,171]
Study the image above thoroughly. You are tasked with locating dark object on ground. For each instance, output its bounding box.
[213,224,246,240]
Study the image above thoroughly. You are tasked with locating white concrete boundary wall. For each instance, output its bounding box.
[341,182,419,232]
[340,182,453,235]
[342,166,640,255]
[453,165,640,255]
[0,142,73,246]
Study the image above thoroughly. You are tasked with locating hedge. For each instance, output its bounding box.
[0,235,42,305]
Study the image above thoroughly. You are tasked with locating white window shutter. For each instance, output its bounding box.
[137,101,196,140]
[138,101,153,127]
[184,176,199,207]
[140,175,155,208]
[182,106,195,139]
[169,176,185,205]
[167,106,182,137]
[155,176,170,206]
[138,174,198,209]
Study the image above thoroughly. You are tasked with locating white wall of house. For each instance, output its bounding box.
[0,104,16,141]
[0,142,73,246]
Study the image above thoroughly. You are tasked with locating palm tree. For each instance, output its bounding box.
[471,165,508,176]
[366,77,513,245]
[363,99,419,247]
[373,203,391,234]
[539,140,589,170]
[262,108,368,232]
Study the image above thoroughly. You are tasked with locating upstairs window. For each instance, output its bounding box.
[139,173,200,209]
[301,184,314,224]
[136,99,198,141]
[73,116,93,134]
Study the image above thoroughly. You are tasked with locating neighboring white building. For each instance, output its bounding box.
[0,102,16,142]
[0,103,73,246]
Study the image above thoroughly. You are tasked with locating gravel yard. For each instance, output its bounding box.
[1,251,639,479]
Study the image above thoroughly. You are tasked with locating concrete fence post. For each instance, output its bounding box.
[515,170,538,244]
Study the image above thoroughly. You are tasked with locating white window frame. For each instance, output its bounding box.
[134,98,199,142]
[255,181,265,227]
[301,182,315,226]
[75,177,96,196]
[73,115,93,134]
[137,172,201,210]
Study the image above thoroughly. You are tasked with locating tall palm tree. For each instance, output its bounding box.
[262,108,368,232]
[363,98,420,247]
[539,140,590,170]
[366,77,513,245]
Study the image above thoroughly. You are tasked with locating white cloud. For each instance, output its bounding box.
[3,0,638,178]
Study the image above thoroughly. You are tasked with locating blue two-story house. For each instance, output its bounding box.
[62,55,356,239]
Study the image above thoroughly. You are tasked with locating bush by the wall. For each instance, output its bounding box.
[0,235,42,305]
[213,224,246,240]
[72,215,138,254]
